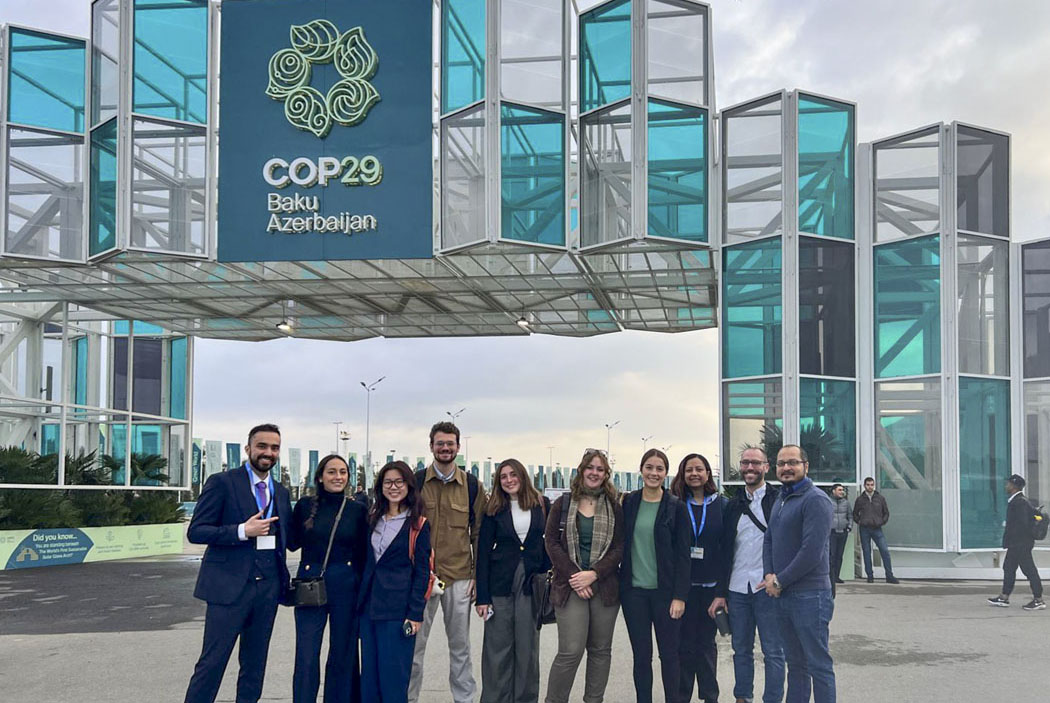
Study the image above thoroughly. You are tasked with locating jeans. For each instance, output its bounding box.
[408,578,477,703]
[777,589,835,703]
[828,531,849,582]
[360,611,416,703]
[727,589,784,703]
[621,587,682,703]
[1002,546,1044,598]
[858,526,894,578]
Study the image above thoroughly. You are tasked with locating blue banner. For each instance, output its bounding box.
[226,443,242,471]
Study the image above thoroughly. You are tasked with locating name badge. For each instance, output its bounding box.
[690,547,705,560]
[256,535,277,550]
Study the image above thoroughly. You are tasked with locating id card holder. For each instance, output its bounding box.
[690,546,704,560]
[256,535,277,550]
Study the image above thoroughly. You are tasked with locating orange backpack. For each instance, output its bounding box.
[408,516,437,600]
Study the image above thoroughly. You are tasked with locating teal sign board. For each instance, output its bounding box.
[218,0,433,262]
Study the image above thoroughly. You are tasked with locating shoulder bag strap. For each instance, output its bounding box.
[741,501,767,533]
[318,497,347,578]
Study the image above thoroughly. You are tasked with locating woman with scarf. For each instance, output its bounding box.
[543,449,625,703]
[670,453,728,703]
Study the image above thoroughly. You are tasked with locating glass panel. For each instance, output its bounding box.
[89,118,118,256]
[580,101,631,247]
[41,423,60,455]
[168,424,187,486]
[722,237,782,378]
[74,336,88,405]
[876,379,943,549]
[798,95,853,239]
[579,0,631,113]
[799,237,854,377]
[724,96,782,243]
[112,337,128,411]
[957,235,1009,376]
[647,100,706,243]
[102,422,128,484]
[130,118,207,255]
[957,126,1008,237]
[133,0,209,123]
[113,320,167,335]
[441,104,486,249]
[92,0,120,125]
[874,127,939,241]
[1023,240,1050,378]
[169,337,187,420]
[647,0,706,106]
[111,338,163,415]
[500,104,565,246]
[959,376,1011,550]
[722,378,782,483]
[442,0,485,113]
[4,127,85,260]
[500,0,562,108]
[129,424,165,485]
[799,378,855,483]
[7,28,85,133]
[874,235,940,378]
[1025,380,1050,506]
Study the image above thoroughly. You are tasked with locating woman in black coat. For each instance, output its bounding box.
[289,454,369,703]
[475,458,550,703]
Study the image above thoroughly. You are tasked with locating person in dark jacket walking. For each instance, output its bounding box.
[987,474,1045,610]
[669,453,727,703]
[358,462,432,703]
[852,477,899,584]
[475,458,551,703]
[289,454,369,703]
[763,445,835,703]
[828,484,852,587]
[620,449,692,703]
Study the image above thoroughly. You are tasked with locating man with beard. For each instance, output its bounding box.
[763,445,836,703]
[722,447,785,703]
[184,424,293,703]
[408,421,487,703]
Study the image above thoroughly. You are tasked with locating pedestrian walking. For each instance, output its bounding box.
[987,474,1045,611]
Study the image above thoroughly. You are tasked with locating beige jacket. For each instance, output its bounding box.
[417,464,487,583]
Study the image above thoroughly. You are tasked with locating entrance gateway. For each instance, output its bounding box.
[0,1,1048,579]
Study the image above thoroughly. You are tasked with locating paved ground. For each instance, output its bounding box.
[1,549,1048,703]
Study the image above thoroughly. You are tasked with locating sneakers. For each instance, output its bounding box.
[1022,599,1046,611]
[987,595,1010,607]
[886,575,900,584]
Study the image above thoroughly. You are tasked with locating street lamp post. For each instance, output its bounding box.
[332,421,343,455]
[447,407,466,423]
[642,435,653,451]
[464,436,472,471]
[604,420,621,458]
[360,376,386,487]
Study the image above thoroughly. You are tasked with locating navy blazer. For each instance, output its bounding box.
[619,490,692,601]
[188,468,293,605]
[358,517,431,623]
[475,498,551,605]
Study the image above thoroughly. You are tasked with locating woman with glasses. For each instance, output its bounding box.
[289,454,369,703]
[619,448,692,703]
[358,461,431,703]
[669,454,728,703]
[475,459,551,703]
[544,449,625,703]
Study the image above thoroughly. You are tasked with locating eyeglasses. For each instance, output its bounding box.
[382,478,406,489]
[739,459,767,467]
[776,459,805,467]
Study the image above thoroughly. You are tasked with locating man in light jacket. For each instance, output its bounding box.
[852,477,899,584]
[828,484,852,587]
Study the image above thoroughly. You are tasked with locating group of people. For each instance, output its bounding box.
[180,421,851,703]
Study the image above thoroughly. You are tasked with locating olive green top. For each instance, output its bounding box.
[630,499,660,589]
[576,514,594,569]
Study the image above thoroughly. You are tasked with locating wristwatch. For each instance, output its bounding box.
[773,576,783,591]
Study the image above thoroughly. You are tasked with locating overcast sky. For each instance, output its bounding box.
[3,0,1048,476]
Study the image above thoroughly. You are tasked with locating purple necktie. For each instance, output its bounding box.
[256,481,269,535]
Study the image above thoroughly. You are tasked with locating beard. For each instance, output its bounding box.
[248,455,273,474]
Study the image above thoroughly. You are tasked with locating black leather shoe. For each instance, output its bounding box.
[887,575,900,584]
[866,576,874,583]
[834,578,845,584]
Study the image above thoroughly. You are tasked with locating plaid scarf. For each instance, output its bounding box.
[565,493,615,569]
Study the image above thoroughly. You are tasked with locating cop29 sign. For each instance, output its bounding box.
[218,0,432,262]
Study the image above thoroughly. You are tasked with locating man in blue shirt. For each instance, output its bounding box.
[762,444,835,703]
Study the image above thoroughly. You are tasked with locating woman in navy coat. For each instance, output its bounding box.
[358,461,431,703]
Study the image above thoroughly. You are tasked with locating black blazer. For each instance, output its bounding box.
[619,490,691,601]
[475,498,551,605]
[1004,493,1035,550]
[358,517,431,623]
[188,468,293,605]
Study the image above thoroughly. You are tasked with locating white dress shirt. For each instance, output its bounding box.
[729,483,768,594]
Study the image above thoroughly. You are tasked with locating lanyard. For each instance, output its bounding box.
[245,463,275,519]
[688,495,711,545]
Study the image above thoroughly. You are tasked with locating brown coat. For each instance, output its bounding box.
[417,465,488,583]
[544,494,624,608]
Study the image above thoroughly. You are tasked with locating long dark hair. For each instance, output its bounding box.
[486,458,542,516]
[670,452,717,500]
[368,460,425,529]
[305,454,348,530]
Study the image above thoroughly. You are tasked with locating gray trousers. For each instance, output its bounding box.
[544,591,620,703]
[481,563,540,703]
[409,577,477,703]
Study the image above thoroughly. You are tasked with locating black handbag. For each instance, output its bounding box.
[291,496,346,608]
[532,570,555,630]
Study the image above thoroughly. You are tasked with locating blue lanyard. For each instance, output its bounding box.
[688,495,710,544]
[245,463,275,519]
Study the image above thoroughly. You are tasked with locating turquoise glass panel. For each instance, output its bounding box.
[40,424,60,455]
[7,28,85,133]
[722,378,782,483]
[89,119,118,256]
[722,238,782,378]
[74,337,88,405]
[874,235,940,378]
[133,0,209,123]
[959,377,1011,549]
[104,423,128,484]
[799,378,855,483]
[442,0,485,113]
[798,95,853,239]
[113,320,166,335]
[500,104,565,246]
[648,100,706,242]
[580,0,631,113]
[169,337,187,420]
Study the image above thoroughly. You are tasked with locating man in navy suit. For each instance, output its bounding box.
[184,423,292,703]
